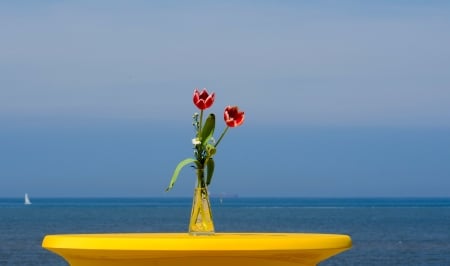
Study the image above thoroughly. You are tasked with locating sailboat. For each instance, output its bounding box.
[24,193,32,205]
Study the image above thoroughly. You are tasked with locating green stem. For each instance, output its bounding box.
[198,110,204,138]
[214,126,229,148]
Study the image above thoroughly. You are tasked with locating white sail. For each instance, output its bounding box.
[24,193,32,205]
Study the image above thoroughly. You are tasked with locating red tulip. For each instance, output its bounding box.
[193,89,215,110]
[224,106,245,127]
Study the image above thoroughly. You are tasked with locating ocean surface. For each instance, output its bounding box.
[0,197,449,265]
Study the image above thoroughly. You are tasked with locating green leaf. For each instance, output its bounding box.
[166,158,198,191]
[206,158,215,186]
[200,114,215,145]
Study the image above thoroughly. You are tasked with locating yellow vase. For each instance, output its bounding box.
[189,187,215,235]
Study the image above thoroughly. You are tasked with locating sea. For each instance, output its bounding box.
[0,197,449,266]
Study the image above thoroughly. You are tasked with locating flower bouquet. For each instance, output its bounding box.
[166,88,245,235]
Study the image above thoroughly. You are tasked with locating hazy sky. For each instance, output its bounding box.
[1,1,449,197]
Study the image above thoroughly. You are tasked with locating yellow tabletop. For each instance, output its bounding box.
[42,233,352,266]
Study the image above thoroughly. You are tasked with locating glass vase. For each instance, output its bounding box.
[189,187,215,235]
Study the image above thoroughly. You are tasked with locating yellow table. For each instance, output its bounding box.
[42,233,352,266]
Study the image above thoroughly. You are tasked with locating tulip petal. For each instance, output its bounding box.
[193,89,215,110]
[223,106,245,127]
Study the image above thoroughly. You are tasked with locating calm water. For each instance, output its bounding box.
[1,197,449,265]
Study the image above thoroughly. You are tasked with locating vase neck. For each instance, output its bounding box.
[196,181,207,189]
[196,167,206,188]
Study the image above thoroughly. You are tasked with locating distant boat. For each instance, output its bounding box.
[24,193,32,205]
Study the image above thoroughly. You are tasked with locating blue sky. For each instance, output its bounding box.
[1,1,450,197]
